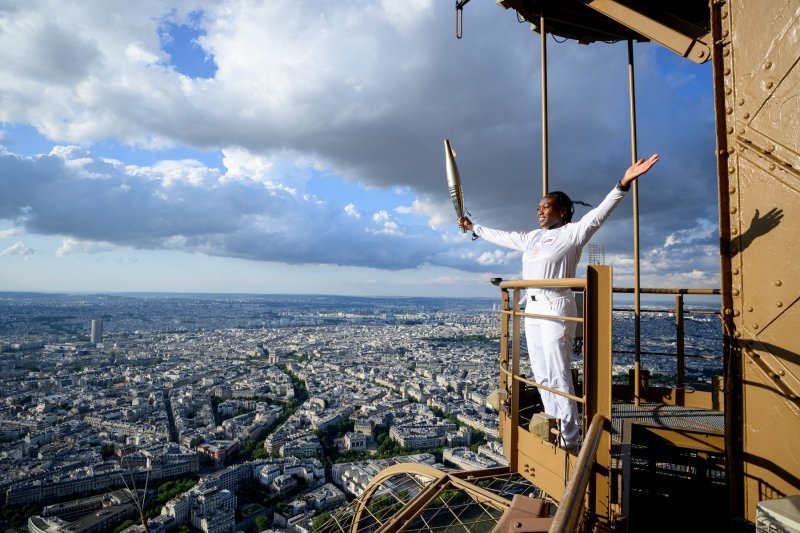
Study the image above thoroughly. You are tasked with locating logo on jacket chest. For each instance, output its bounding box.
[530,235,557,255]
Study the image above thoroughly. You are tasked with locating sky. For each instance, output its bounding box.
[0,0,721,297]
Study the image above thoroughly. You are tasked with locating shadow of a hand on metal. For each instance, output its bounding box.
[735,207,784,255]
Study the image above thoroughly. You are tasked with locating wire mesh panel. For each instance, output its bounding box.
[315,469,543,533]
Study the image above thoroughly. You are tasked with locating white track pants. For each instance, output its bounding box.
[524,295,579,447]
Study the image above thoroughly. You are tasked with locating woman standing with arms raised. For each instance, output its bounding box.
[458,154,659,451]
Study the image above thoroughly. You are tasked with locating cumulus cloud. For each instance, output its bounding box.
[0,228,21,238]
[55,237,117,257]
[397,197,454,229]
[0,140,723,283]
[663,218,717,247]
[0,146,516,271]
[475,249,521,267]
[0,1,716,227]
[1,241,35,258]
[344,204,361,219]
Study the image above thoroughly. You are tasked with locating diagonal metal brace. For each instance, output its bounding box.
[582,0,711,63]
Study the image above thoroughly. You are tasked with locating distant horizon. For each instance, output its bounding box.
[0,288,720,308]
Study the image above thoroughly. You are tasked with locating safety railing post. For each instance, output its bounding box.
[499,289,510,444]
[585,265,613,524]
[675,294,685,406]
[510,288,521,472]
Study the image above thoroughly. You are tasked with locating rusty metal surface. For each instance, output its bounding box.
[718,0,800,522]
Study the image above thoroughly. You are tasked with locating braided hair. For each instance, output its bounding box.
[544,191,592,224]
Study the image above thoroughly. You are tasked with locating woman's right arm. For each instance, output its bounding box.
[458,216,529,251]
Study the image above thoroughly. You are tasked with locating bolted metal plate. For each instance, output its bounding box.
[741,304,800,508]
[735,157,799,336]
[730,1,800,128]
[723,0,800,522]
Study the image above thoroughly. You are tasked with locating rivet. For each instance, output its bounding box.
[765,81,774,89]
[777,301,783,308]
[768,371,776,378]
[743,112,750,119]
[722,30,729,37]
[729,186,736,194]
[728,147,735,154]
[778,369,785,376]
[764,61,772,69]
[730,206,737,214]
[722,11,728,18]
[769,163,776,170]
[746,306,753,312]
[724,67,731,75]
[731,228,739,235]
[737,98,745,105]
[728,166,736,174]
[766,145,775,152]
[725,87,732,95]
[753,324,759,329]
[725,106,733,114]
[724,308,733,316]
[739,128,746,134]
[723,49,730,57]
[726,126,734,134]
[752,352,759,358]
[732,288,740,296]
[775,280,782,286]
[515,523,523,529]
[732,268,739,274]
[699,50,706,58]
[734,331,742,337]
[733,310,740,317]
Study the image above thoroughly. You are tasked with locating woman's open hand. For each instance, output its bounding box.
[621,153,659,187]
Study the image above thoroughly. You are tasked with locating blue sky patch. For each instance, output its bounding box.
[160,14,217,79]
[306,173,416,217]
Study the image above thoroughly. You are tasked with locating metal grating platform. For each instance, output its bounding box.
[609,400,724,441]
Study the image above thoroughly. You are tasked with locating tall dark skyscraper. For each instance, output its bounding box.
[90,319,103,344]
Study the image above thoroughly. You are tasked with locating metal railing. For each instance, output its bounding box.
[497,266,614,524]
[498,277,588,411]
[497,268,721,528]
[612,287,721,405]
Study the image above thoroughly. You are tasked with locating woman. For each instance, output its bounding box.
[457,154,659,451]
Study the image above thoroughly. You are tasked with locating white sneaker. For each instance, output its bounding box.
[559,441,580,455]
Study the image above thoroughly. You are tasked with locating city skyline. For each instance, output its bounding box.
[0,1,720,296]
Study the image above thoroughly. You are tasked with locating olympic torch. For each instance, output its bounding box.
[444,139,466,233]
